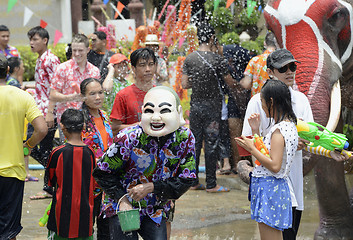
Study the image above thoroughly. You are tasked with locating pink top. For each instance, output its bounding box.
[51,59,100,121]
[35,49,61,116]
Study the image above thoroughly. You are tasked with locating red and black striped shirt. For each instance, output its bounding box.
[46,143,96,238]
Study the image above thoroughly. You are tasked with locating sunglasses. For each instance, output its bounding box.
[277,63,297,73]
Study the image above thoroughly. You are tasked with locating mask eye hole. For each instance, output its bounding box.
[160,108,171,114]
[144,109,153,114]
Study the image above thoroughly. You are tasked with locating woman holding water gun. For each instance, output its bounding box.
[236,79,298,240]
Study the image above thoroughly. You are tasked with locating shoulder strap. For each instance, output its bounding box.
[195,51,224,96]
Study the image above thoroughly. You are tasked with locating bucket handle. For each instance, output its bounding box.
[116,193,141,214]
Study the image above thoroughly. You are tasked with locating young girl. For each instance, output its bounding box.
[235,79,298,240]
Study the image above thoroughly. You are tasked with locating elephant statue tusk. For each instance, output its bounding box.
[325,80,341,132]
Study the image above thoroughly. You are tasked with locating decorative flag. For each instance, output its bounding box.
[114,1,125,19]
[40,19,48,28]
[53,30,63,47]
[103,0,109,4]
[226,0,234,8]
[247,0,257,17]
[7,0,17,12]
[128,26,133,31]
[23,7,33,26]
[214,0,220,11]
[158,0,170,20]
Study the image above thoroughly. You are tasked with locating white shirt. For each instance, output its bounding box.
[242,87,313,211]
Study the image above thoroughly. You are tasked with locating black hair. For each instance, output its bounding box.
[93,31,107,40]
[66,43,72,60]
[0,54,8,79]
[61,108,84,133]
[130,48,157,67]
[27,26,50,45]
[0,25,9,32]
[265,32,277,48]
[7,57,21,74]
[80,78,102,127]
[261,79,297,126]
[197,22,215,44]
[72,33,89,48]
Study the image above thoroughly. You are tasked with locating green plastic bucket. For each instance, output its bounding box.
[117,194,141,232]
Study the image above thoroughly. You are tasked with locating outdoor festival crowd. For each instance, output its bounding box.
[0,20,351,240]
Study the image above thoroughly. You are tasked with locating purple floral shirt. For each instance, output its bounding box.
[97,125,196,224]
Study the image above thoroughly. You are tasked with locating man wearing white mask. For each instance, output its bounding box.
[93,86,196,240]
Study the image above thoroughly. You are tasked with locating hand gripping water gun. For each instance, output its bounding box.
[39,201,52,227]
[296,119,349,151]
[253,134,270,166]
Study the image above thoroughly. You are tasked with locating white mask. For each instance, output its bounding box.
[141,88,185,137]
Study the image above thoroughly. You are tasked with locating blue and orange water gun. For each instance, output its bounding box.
[296,119,349,151]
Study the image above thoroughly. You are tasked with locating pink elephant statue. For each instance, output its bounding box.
[263,0,353,238]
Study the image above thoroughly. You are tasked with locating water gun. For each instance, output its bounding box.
[39,201,52,227]
[253,134,270,166]
[296,119,349,151]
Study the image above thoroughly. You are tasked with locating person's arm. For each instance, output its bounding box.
[92,139,129,202]
[111,119,138,136]
[49,89,81,103]
[46,100,57,128]
[102,63,115,92]
[239,75,252,90]
[236,129,285,173]
[181,74,191,89]
[24,116,48,153]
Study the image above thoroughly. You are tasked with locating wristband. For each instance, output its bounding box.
[26,140,35,149]
[23,147,30,156]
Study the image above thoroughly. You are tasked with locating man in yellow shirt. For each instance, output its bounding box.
[0,54,47,240]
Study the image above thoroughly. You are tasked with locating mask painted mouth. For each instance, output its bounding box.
[151,123,165,131]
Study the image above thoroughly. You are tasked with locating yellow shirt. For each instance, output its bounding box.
[0,86,42,181]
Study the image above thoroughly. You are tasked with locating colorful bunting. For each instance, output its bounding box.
[247,0,257,17]
[53,30,63,47]
[114,1,125,19]
[128,26,133,31]
[7,0,17,12]
[40,19,48,28]
[23,7,33,26]
[226,0,234,8]
[103,0,109,4]
[214,0,220,11]
[158,0,170,20]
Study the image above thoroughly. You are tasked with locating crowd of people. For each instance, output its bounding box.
[0,19,350,240]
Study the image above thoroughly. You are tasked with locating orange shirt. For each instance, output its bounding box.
[94,116,108,150]
[244,49,274,97]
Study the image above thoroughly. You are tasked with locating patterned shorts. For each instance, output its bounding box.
[250,176,292,231]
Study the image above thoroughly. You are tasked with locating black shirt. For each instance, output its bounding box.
[87,50,114,82]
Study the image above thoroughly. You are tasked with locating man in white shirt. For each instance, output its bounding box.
[242,49,313,239]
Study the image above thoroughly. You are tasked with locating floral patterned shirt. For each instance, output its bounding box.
[244,49,274,97]
[35,50,60,116]
[82,109,113,197]
[96,125,196,224]
[103,78,131,116]
[0,45,20,58]
[51,59,100,122]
